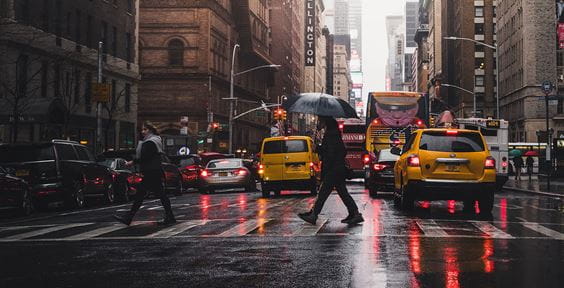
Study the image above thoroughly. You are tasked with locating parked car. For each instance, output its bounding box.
[198,158,255,194]
[169,154,202,189]
[391,129,496,214]
[101,150,183,195]
[97,158,136,202]
[367,149,399,197]
[0,166,34,216]
[0,140,115,209]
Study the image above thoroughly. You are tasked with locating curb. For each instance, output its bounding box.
[502,186,562,198]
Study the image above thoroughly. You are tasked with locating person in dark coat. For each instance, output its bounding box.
[298,116,364,225]
[526,156,534,181]
[113,122,176,226]
[513,155,524,181]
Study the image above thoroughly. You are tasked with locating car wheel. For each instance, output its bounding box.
[19,188,34,216]
[105,183,115,204]
[479,192,494,215]
[400,183,414,211]
[67,180,85,209]
[369,186,378,198]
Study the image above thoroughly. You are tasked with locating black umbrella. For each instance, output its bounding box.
[282,93,359,118]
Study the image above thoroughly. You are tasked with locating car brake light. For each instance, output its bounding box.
[237,169,247,176]
[259,164,264,169]
[485,156,496,169]
[338,124,344,130]
[446,130,458,135]
[127,175,143,184]
[373,164,387,171]
[407,155,420,167]
[373,119,379,125]
[363,154,370,164]
[416,120,423,126]
[200,170,209,177]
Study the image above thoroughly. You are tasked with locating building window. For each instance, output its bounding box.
[17,0,30,23]
[127,0,133,13]
[66,12,71,36]
[475,7,484,17]
[112,26,117,56]
[41,61,48,98]
[53,64,61,97]
[85,73,92,113]
[125,32,132,62]
[101,21,108,54]
[16,55,29,98]
[475,75,485,86]
[75,10,81,47]
[111,79,116,107]
[42,0,51,30]
[124,83,131,112]
[168,39,184,66]
[55,0,62,45]
[74,70,81,104]
[86,15,92,48]
[475,23,484,35]
[475,58,485,69]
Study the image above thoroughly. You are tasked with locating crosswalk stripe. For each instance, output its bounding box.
[293,218,328,236]
[415,219,449,237]
[521,222,564,240]
[148,220,208,238]
[218,219,270,237]
[0,223,92,241]
[63,224,127,241]
[362,219,375,236]
[472,222,514,239]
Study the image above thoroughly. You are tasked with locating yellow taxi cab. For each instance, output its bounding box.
[391,128,496,214]
[258,136,320,197]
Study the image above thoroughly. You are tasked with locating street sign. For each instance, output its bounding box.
[91,83,110,103]
[486,120,500,128]
[178,146,190,156]
[541,80,553,94]
[180,127,188,135]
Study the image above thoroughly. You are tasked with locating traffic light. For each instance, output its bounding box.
[274,108,284,120]
[211,122,220,131]
[429,116,436,127]
[282,110,287,120]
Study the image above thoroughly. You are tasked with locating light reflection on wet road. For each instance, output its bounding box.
[0,183,562,287]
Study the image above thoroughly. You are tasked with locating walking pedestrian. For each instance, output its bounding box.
[113,122,176,226]
[526,156,534,181]
[298,116,364,225]
[513,155,524,181]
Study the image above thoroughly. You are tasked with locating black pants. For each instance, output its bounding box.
[312,174,359,216]
[129,170,174,219]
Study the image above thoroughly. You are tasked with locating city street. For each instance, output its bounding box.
[0,183,562,288]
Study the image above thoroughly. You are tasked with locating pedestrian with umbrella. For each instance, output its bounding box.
[510,149,524,181]
[283,93,364,225]
[524,150,538,181]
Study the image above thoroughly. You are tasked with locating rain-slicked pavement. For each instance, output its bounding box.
[0,183,562,287]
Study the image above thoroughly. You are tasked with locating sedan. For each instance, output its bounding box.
[198,158,255,194]
[367,149,399,198]
[0,166,33,216]
[97,158,135,202]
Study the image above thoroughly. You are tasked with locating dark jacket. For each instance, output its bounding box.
[320,128,347,180]
[134,141,162,173]
[513,156,524,168]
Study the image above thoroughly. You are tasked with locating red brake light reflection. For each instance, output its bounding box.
[446,130,458,135]
[373,164,387,171]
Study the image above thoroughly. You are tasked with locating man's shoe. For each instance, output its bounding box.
[298,211,317,225]
[113,214,132,226]
[341,214,354,223]
[345,213,364,225]
[157,218,177,226]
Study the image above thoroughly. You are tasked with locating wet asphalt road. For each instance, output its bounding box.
[0,183,562,288]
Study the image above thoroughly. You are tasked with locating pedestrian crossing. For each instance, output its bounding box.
[0,217,562,242]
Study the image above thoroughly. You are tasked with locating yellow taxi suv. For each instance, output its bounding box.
[391,128,496,214]
[258,136,320,198]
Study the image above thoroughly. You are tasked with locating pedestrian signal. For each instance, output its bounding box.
[282,110,287,120]
[274,109,284,120]
[211,122,220,130]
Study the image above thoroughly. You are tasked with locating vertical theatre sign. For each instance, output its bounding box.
[305,0,315,66]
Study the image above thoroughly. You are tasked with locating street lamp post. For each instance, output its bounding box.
[443,37,500,119]
[226,44,280,154]
[441,83,476,117]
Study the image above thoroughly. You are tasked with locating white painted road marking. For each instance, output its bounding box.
[148,220,208,238]
[64,224,127,241]
[0,223,92,241]
[293,218,328,236]
[416,219,449,237]
[521,222,564,240]
[472,222,514,239]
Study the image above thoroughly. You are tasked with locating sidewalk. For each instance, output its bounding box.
[503,176,564,197]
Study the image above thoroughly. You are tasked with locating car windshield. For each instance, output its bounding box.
[419,131,485,152]
[207,159,241,169]
[98,159,115,168]
[378,149,399,162]
[0,145,55,163]
[263,140,308,154]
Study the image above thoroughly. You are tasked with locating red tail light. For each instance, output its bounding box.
[200,170,209,177]
[407,155,420,167]
[259,164,264,169]
[373,164,387,171]
[258,163,264,175]
[446,130,459,135]
[237,169,247,176]
[338,124,344,130]
[416,120,423,126]
[485,156,496,169]
[127,175,143,184]
[363,154,370,164]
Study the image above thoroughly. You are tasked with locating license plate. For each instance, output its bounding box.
[15,170,29,177]
[446,165,460,172]
[219,172,228,177]
[290,165,303,171]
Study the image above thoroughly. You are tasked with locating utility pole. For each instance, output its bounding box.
[542,81,553,191]
[96,41,103,155]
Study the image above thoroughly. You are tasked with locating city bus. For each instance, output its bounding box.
[365,92,427,184]
[457,118,509,190]
[337,118,366,179]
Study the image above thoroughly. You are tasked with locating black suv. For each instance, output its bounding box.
[0,140,115,209]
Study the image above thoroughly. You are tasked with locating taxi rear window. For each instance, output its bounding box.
[263,140,308,154]
[419,131,485,152]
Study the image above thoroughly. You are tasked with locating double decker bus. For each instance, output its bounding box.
[337,118,366,179]
[365,92,427,183]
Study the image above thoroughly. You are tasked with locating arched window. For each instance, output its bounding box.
[168,39,184,66]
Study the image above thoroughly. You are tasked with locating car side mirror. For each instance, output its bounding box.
[390,147,401,156]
